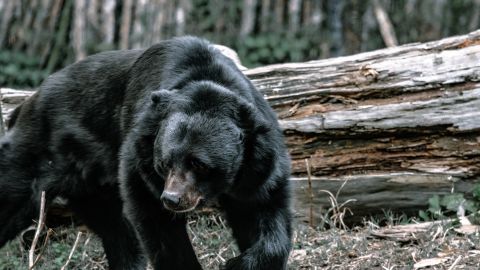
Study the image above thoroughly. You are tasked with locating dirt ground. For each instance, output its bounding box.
[1,213,479,269]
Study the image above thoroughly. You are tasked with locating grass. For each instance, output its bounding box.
[1,212,479,269]
[0,226,106,269]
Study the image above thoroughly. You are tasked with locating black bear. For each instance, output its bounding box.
[0,37,292,269]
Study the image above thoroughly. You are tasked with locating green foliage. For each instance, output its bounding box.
[0,241,27,269]
[0,239,74,270]
[0,50,48,88]
[0,230,106,270]
[419,184,480,221]
[236,33,316,68]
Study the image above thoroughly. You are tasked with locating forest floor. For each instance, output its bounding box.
[0,212,479,270]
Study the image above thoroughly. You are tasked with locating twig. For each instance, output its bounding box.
[305,159,315,227]
[0,93,5,136]
[372,0,398,47]
[88,257,107,270]
[29,191,47,270]
[318,182,356,230]
[31,228,54,269]
[61,231,83,270]
[215,245,228,263]
[187,224,198,242]
[447,255,462,270]
[82,234,92,260]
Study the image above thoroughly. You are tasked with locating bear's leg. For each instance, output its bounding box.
[0,196,36,247]
[221,195,292,270]
[68,191,145,270]
[122,172,202,270]
[135,212,201,270]
[0,141,40,248]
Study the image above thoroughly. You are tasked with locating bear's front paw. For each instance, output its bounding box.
[221,253,287,270]
[222,254,284,270]
[221,256,247,270]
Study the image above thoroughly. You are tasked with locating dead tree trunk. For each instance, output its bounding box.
[245,30,480,223]
[119,0,133,50]
[372,0,398,47]
[0,98,4,136]
[2,31,480,223]
[72,0,87,61]
[240,0,257,38]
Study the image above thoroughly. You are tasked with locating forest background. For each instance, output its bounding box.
[1,0,479,88]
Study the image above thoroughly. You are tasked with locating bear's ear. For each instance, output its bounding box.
[150,89,173,104]
[150,89,188,115]
[237,102,271,135]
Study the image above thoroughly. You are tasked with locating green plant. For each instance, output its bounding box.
[419,184,480,221]
[236,32,318,68]
[0,50,48,88]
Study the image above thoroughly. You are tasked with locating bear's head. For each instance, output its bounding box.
[146,81,270,213]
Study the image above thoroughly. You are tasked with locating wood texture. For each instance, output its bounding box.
[240,0,257,37]
[243,30,480,223]
[372,0,398,47]
[2,31,480,223]
[119,0,133,50]
[370,218,479,242]
[72,0,87,61]
[0,96,4,136]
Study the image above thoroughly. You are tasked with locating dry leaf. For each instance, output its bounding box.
[414,258,448,269]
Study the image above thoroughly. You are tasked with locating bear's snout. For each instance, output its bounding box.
[160,190,202,213]
[160,191,181,209]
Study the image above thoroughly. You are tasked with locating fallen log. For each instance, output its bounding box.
[0,96,4,136]
[370,216,480,242]
[245,30,480,224]
[2,30,480,224]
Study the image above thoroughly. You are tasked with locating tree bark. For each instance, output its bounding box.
[175,0,188,36]
[0,0,16,47]
[240,0,257,38]
[288,0,301,33]
[2,31,480,224]
[101,0,116,45]
[87,0,99,30]
[469,0,480,31]
[308,0,322,27]
[46,0,72,73]
[150,0,167,45]
[119,0,133,50]
[361,4,375,52]
[29,0,52,55]
[372,0,398,47]
[244,30,480,223]
[0,97,4,136]
[40,0,63,65]
[274,0,285,28]
[259,0,271,32]
[327,0,345,56]
[14,0,39,51]
[73,0,87,61]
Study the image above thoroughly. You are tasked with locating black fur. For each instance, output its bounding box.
[0,37,292,270]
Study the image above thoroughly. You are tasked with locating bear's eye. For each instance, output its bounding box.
[156,160,168,173]
[189,157,208,172]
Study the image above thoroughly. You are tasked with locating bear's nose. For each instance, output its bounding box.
[161,192,180,208]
